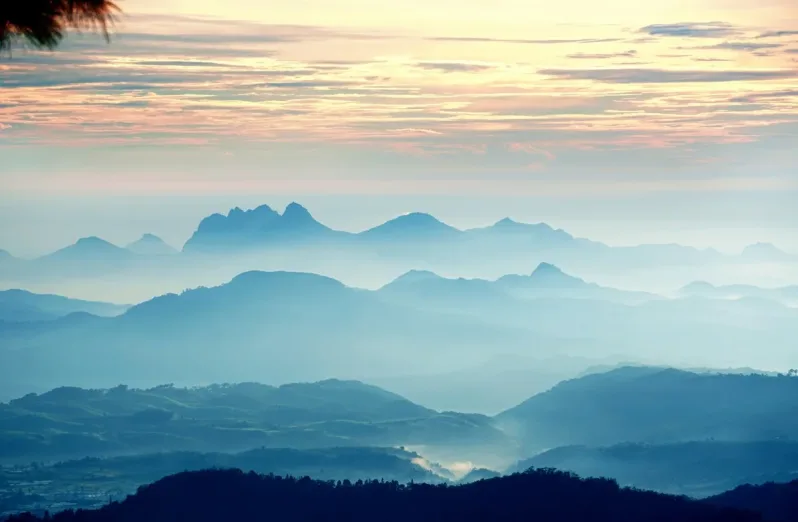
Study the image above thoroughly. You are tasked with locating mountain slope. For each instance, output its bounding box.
[512,440,798,497]
[37,237,135,263]
[360,213,462,242]
[125,234,177,256]
[497,367,798,453]
[0,271,537,397]
[0,289,128,322]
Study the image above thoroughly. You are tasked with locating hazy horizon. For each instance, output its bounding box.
[2,194,797,257]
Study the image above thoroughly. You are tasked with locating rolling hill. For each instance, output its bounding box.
[497,367,798,453]
[0,381,512,464]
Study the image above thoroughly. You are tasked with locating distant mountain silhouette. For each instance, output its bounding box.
[0,271,537,422]
[176,203,736,270]
[740,242,795,263]
[496,263,656,303]
[472,218,576,246]
[680,281,798,305]
[9,203,788,293]
[5,467,763,522]
[512,440,798,497]
[183,203,342,252]
[0,289,128,322]
[497,367,798,453]
[38,236,135,263]
[380,263,660,310]
[0,249,17,261]
[360,213,461,241]
[126,234,177,256]
[3,271,796,415]
[708,479,798,522]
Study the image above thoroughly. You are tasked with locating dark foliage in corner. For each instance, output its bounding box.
[1,0,120,51]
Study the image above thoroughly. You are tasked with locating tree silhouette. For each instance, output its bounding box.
[1,0,120,52]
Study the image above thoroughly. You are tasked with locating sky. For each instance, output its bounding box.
[1,0,797,256]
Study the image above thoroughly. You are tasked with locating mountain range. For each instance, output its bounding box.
[2,268,796,411]
[681,281,798,305]
[2,204,795,303]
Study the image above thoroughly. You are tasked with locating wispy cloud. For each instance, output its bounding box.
[567,50,637,60]
[640,22,741,38]
[416,62,495,73]
[538,68,796,83]
[426,36,622,45]
[698,41,784,51]
[756,30,798,38]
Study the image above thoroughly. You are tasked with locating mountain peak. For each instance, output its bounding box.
[282,202,313,221]
[393,269,442,283]
[494,217,521,227]
[40,236,132,262]
[741,242,792,261]
[127,234,177,256]
[363,213,460,239]
[531,262,565,277]
[76,236,114,247]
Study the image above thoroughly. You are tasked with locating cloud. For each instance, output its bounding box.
[700,41,783,51]
[416,62,495,73]
[567,50,637,59]
[730,90,798,102]
[259,80,358,88]
[640,22,741,38]
[538,67,797,83]
[756,30,798,38]
[427,36,621,45]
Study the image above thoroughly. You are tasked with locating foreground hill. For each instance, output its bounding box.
[708,479,798,522]
[5,468,762,522]
[0,381,511,464]
[512,440,798,497]
[0,289,127,322]
[497,367,798,453]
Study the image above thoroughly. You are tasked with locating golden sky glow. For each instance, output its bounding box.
[0,0,796,196]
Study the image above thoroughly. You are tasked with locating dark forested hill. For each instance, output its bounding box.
[0,447,441,515]
[707,480,798,522]
[5,468,763,522]
[511,440,798,497]
[497,367,798,453]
